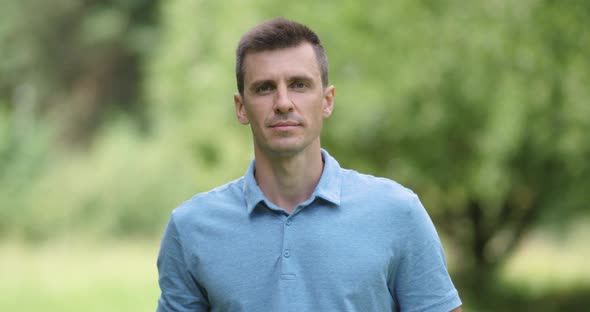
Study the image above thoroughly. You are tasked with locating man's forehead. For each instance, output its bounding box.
[244,41,314,58]
[243,43,321,82]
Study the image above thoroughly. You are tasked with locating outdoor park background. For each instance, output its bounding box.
[1,0,589,311]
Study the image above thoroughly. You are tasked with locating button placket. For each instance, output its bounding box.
[280,215,295,280]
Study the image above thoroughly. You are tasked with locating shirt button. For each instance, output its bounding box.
[286,219,292,226]
[283,249,290,258]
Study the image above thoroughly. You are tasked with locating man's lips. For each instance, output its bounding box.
[269,120,300,128]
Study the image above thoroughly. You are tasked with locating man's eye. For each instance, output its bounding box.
[292,81,306,89]
[256,85,273,93]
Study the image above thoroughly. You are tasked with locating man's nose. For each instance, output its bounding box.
[273,85,294,114]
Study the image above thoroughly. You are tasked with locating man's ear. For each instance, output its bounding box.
[322,85,335,118]
[234,93,250,125]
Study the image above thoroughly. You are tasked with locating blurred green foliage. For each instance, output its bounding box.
[321,0,590,273]
[1,0,589,307]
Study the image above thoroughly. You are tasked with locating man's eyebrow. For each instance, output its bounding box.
[288,75,314,82]
[248,79,274,89]
[248,75,314,89]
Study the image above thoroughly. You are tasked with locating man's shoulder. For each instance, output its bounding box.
[171,176,245,220]
[339,167,419,212]
[341,168,414,196]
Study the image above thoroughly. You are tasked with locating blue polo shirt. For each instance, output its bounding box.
[157,150,461,312]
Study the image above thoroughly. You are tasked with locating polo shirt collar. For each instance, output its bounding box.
[243,149,342,214]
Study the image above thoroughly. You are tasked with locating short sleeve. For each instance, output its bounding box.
[157,216,209,312]
[391,195,462,312]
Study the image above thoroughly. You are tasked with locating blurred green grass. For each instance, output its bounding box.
[0,240,160,312]
[499,221,590,295]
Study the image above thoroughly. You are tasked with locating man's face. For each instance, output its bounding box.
[234,42,335,157]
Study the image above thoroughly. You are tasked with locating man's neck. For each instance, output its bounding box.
[253,145,324,213]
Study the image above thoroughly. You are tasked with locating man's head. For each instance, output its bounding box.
[235,17,329,95]
[233,18,335,158]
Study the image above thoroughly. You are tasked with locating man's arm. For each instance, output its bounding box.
[390,195,462,311]
[157,216,209,312]
[451,306,462,312]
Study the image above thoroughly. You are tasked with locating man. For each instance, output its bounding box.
[157,17,462,312]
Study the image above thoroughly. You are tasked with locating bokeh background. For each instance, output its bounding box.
[1,0,589,311]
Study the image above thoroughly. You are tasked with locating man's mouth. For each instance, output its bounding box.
[270,120,300,128]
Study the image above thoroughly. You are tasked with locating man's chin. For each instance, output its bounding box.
[260,142,306,158]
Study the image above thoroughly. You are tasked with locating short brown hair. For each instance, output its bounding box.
[235,17,329,95]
